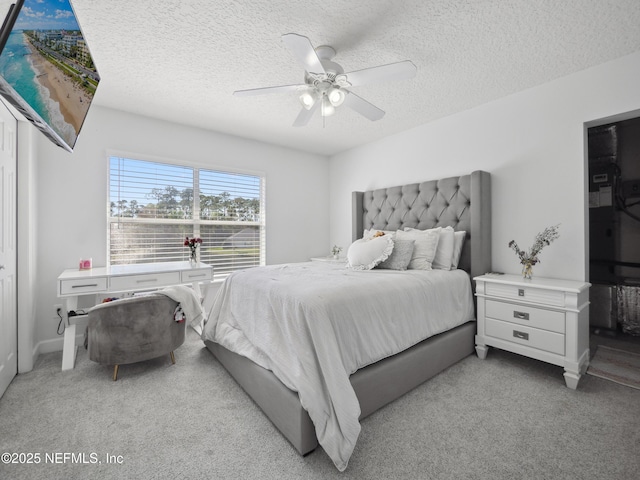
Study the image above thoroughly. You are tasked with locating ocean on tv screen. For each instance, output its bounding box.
[0,0,99,150]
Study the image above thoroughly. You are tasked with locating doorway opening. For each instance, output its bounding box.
[586,114,640,343]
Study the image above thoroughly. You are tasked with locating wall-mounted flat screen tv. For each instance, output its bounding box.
[0,0,99,152]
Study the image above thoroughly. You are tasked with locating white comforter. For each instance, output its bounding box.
[201,262,475,471]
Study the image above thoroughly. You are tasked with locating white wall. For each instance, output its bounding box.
[32,106,330,353]
[329,51,640,282]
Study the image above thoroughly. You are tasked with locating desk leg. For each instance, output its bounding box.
[61,323,77,371]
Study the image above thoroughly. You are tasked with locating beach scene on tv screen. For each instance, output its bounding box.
[0,0,99,147]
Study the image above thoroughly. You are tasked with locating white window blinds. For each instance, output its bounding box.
[109,156,265,277]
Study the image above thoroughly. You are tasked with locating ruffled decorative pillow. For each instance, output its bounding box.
[347,235,394,270]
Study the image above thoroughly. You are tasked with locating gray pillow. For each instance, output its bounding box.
[377,239,415,270]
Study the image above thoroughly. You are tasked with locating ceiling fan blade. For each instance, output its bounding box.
[343,91,385,121]
[233,84,304,96]
[281,33,326,76]
[293,101,320,127]
[345,60,417,87]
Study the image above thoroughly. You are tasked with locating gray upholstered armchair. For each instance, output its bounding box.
[87,294,186,380]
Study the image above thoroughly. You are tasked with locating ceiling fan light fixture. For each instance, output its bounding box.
[235,33,415,127]
[328,88,346,107]
[299,91,317,110]
[321,96,335,117]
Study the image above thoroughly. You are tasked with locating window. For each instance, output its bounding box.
[108,155,265,278]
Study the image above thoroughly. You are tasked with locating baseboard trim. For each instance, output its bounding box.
[34,334,84,355]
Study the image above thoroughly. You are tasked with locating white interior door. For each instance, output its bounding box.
[0,104,17,399]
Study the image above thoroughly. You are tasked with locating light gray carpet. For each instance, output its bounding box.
[1,329,639,480]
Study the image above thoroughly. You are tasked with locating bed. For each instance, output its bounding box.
[202,170,491,470]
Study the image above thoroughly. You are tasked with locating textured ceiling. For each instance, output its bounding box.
[7,0,640,155]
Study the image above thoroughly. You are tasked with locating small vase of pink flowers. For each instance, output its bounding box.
[184,236,202,265]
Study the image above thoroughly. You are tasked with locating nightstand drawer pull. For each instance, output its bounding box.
[513,330,529,341]
[513,311,530,320]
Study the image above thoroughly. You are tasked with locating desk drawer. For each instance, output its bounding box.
[485,282,565,307]
[60,277,108,295]
[485,318,565,356]
[485,300,565,334]
[109,272,181,291]
[181,268,212,283]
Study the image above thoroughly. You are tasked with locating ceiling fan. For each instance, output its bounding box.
[233,33,417,127]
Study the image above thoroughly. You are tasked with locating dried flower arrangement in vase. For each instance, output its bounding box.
[508,225,560,279]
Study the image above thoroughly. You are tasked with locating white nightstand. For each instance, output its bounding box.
[474,274,590,389]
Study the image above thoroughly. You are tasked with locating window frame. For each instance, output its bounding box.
[106,150,266,277]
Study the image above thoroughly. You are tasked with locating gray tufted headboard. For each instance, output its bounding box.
[352,170,491,280]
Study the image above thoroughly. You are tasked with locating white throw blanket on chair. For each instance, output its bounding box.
[158,285,205,328]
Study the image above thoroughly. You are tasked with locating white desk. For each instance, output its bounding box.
[57,261,213,371]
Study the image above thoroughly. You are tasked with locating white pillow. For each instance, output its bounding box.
[451,231,466,269]
[347,235,394,270]
[436,227,454,270]
[396,228,440,270]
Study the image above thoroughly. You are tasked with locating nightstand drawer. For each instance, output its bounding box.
[485,318,565,355]
[485,300,565,334]
[109,272,181,291]
[485,282,565,307]
[60,277,108,295]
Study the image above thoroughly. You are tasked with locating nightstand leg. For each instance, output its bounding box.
[475,344,488,359]
[564,350,589,389]
[563,370,581,390]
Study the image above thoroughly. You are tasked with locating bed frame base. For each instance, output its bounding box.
[205,321,476,456]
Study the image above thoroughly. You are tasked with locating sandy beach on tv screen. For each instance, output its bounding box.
[27,41,92,133]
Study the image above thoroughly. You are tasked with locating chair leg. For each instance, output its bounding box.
[170,351,176,364]
[113,365,119,381]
